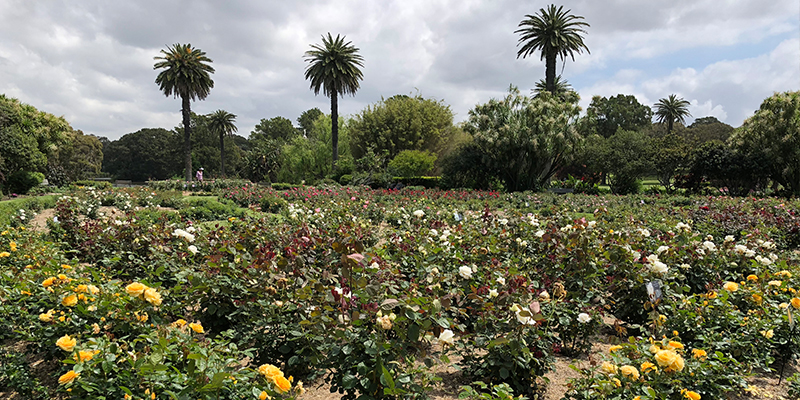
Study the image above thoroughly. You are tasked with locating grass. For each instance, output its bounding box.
[0,195,59,226]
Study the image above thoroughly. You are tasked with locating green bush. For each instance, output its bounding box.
[271,183,302,191]
[73,180,113,190]
[388,150,437,178]
[259,195,288,214]
[339,174,353,185]
[5,171,45,194]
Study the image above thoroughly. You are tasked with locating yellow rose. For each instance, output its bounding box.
[274,375,292,393]
[259,364,284,380]
[189,322,204,334]
[640,361,657,373]
[612,377,621,387]
[791,297,800,309]
[56,335,77,352]
[62,294,78,307]
[75,284,88,293]
[0,251,9,257]
[746,274,758,281]
[691,349,707,359]
[683,389,701,400]
[760,329,774,339]
[669,354,685,372]
[42,277,56,287]
[74,350,97,362]
[654,349,678,368]
[172,319,187,328]
[143,287,163,306]
[600,361,618,375]
[259,391,269,400]
[649,344,660,354]
[58,370,80,385]
[668,341,684,349]
[620,365,640,380]
[39,310,55,322]
[609,345,623,353]
[87,285,100,295]
[126,282,147,297]
[752,294,763,304]
[723,282,738,292]
[57,274,69,281]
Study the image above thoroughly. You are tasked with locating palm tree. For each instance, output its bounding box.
[154,44,215,181]
[516,5,590,94]
[654,94,692,135]
[532,76,574,100]
[304,33,364,169]
[208,110,238,177]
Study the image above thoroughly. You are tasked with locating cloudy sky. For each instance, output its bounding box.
[0,0,797,140]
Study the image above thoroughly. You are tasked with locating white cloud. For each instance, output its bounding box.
[0,0,797,138]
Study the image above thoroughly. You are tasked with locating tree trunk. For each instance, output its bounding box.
[667,118,674,135]
[331,91,339,170]
[182,95,192,181]
[220,132,226,178]
[545,51,557,94]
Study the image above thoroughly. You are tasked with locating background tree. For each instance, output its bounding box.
[48,131,104,185]
[304,33,364,169]
[730,90,800,195]
[349,94,456,162]
[585,94,652,138]
[652,134,689,193]
[600,130,654,194]
[654,94,691,135]
[297,108,323,137]
[532,76,574,101]
[516,4,590,94]
[0,94,75,191]
[245,116,300,183]
[446,86,582,192]
[683,116,734,144]
[102,128,181,181]
[277,114,352,184]
[207,109,238,177]
[154,43,215,181]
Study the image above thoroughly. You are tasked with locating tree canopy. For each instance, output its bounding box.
[447,86,582,192]
[516,5,589,94]
[585,94,652,138]
[654,94,691,135]
[349,94,456,161]
[731,90,800,195]
[304,33,363,168]
[154,43,215,180]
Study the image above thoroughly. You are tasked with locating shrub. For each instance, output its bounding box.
[388,150,437,178]
[5,170,45,194]
[259,195,288,214]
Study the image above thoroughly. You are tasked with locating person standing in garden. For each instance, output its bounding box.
[195,167,204,182]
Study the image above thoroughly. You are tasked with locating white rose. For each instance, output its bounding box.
[413,210,425,218]
[577,313,591,323]
[438,329,455,346]
[459,266,473,279]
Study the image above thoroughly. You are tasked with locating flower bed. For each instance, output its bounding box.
[0,187,798,399]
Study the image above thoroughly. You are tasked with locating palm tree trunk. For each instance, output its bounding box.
[220,132,226,178]
[182,95,192,181]
[667,118,674,135]
[331,91,339,170]
[545,51,557,94]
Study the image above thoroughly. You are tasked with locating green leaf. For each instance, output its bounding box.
[380,366,395,389]
[408,323,420,342]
